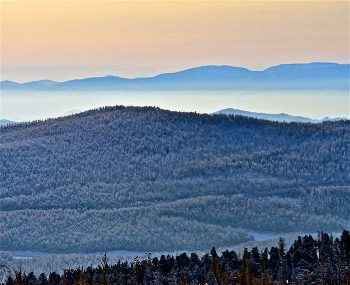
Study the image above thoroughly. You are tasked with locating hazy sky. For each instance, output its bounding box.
[1,1,349,82]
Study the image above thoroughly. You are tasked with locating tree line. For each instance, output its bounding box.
[1,230,350,284]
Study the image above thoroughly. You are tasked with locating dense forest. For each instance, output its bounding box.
[1,231,350,284]
[1,105,349,253]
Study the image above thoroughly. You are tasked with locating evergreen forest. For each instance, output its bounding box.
[1,105,349,253]
[1,231,350,284]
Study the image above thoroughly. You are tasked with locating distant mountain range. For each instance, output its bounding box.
[1,79,59,90]
[214,108,347,123]
[0,119,16,126]
[1,62,349,91]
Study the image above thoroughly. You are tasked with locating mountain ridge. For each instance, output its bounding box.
[214,108,347,123]
[2,62,349,90]
[0,119,16,126]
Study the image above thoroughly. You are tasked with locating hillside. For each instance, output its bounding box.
[0,106,350,253]
[1,63,349,91]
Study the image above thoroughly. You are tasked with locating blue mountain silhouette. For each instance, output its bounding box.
[213,108,347,123]
[1,63,349,90]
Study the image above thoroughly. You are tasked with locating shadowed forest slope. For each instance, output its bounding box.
[0,106,349,253]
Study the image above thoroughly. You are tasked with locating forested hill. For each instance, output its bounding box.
[1,106,350,253]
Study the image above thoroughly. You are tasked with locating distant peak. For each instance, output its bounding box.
[1,80,18,83]
[264,62,347,72]
[213,108,346,123]
[63,109,83,116]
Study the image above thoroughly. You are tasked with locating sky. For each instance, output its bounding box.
[1,1,349,83]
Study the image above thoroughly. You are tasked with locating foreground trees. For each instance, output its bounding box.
[3,231,350,285]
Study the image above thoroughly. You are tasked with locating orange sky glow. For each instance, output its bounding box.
[1,1,349,82]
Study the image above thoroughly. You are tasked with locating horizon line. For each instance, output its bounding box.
[2,61,349,84]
